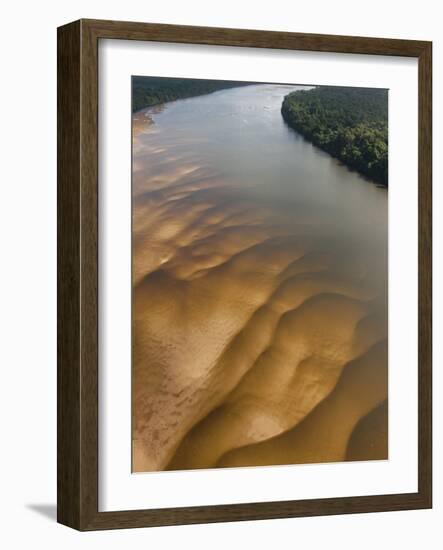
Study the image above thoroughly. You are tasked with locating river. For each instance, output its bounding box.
[132,84,388,472]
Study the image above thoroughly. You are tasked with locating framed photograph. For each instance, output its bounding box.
[57,19,432,530]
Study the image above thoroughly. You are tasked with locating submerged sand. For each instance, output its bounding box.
[131,88,388,473]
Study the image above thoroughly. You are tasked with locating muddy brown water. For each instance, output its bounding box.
[131,84,388,472]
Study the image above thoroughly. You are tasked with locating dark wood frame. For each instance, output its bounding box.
[57,18,432,531]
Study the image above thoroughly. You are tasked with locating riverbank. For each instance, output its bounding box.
[132,76,250,112]
[281,86,388,186]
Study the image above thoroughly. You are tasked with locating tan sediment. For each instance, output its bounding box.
[346,400,388,461]
[214,341,387,468]
[132,107,388,473]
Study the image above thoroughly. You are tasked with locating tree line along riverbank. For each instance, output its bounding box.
[281,86,388,186]
[132,76,250,112]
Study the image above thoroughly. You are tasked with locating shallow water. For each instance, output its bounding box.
[131,84,388,472]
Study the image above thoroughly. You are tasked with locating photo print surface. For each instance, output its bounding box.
[131,77,388,473]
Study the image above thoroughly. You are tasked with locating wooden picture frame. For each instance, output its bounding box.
[57,18,432,530]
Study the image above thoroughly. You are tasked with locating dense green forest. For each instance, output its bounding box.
[281,86,388,185]
[132,76,249,112]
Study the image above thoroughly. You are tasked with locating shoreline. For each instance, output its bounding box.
[282,114,389,189]
[281,88,388,187]
[281,110,388,188]
[132,77,253,113]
